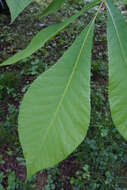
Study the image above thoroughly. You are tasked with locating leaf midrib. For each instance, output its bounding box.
[42,22,94,144]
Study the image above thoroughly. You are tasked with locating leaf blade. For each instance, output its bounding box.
[106,0,127,139]
[1,0,100,66]
[18,22,94,178]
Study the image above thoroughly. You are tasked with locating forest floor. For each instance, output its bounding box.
[0,1,127,189]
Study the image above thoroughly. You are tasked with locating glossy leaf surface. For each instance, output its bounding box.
[5,0,32,23]
[40,0,65,18]
[106,0,127,139]
[1,0,100,66]
[18,22,94,178]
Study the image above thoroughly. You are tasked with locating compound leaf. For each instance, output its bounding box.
[18,22,94,178]
[106,0,127,140]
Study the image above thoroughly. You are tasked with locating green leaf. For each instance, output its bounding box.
[106,0,127,140]
[18,22,94,178]
[0,0,100,66]
[5,0,32,23]
[40,0,65,18]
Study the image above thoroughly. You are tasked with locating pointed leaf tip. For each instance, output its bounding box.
[5,0,32,23]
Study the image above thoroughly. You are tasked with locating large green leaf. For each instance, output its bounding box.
[0,0,100,66]
[18,22,94,178]
[5,0,32,23]
[106,0,127,140]
[40,0,65,18]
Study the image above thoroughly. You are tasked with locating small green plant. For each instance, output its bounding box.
[1,0,127,180]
